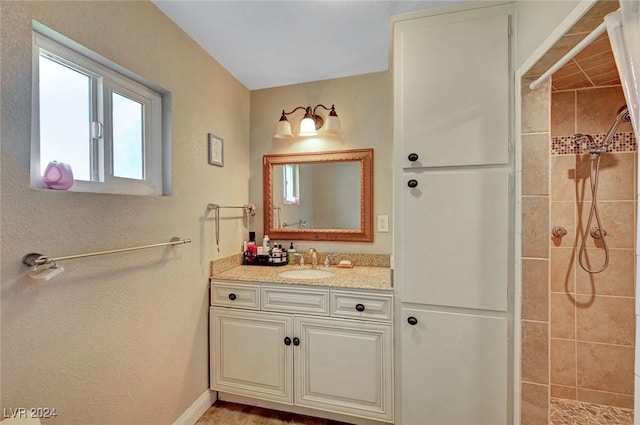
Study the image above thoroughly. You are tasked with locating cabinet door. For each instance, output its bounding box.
[210,308,293,404]
[402,308,507,425]
[395,9,509,167]
[294,316,393,422]
[401,169,510,311]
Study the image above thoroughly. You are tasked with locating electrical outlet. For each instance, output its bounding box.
[377,215,389,232]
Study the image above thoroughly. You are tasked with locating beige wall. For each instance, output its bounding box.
[249,72,393,254]
[1,2,250,424]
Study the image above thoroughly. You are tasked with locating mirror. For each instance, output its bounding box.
[264,149,373,242]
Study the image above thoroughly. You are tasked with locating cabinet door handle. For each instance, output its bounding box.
[407,316,418,326]
[408,153,419,162]
[355,303,366,312]
[284,337,292,346]
[407,179,418,188]
[292,337,300,346]
[228,293,237,301]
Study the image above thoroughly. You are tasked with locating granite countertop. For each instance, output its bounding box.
[211,264,393,291]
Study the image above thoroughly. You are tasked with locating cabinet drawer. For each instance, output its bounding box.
[211,282,260,310]
[262,286,329,315]
[331,291,393,322]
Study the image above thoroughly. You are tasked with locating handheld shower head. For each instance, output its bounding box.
[617,105,631,123]
[602,105,630,148]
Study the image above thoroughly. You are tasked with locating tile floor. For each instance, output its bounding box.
[195,401,352,425]
[550,398,634,425]
[198,398,635,424]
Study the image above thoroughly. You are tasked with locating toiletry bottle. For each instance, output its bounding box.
[272,244,281,263]
[288,242,296,264]
[263,234,270,250]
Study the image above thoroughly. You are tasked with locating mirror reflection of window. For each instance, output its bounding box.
[283,164,300,205]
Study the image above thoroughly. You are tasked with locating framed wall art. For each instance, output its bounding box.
[208,133,224,167]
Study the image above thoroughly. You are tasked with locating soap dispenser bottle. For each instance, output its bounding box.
[287,242,296,264]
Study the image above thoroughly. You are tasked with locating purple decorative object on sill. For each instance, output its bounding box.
[42,161,74,190]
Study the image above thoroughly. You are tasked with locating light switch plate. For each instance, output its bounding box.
[377,215,389,232]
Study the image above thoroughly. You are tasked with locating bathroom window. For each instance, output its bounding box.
[31,24,171,196]
[283,164,300,205]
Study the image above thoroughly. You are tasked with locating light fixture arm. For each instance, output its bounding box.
[281,106,310,118]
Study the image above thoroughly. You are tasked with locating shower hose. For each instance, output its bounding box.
[577,153,610,274]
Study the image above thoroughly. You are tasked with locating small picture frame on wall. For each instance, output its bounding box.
[208,133,224,167]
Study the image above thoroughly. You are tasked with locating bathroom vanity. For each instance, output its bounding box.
[209,264,394,424]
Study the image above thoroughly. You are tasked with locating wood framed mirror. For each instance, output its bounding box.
[263,149,373,242]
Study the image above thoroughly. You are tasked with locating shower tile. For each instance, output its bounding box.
[551,338,577,387]
[522,79,551,134]
[575,152,636,202]
[575,249,636,297]
[551,293,576,339]
[522,133,550,196]
[521,382,549,425]
[575,295,635,346]
[577,342,634,395]
[577,388,635,409]
[522,320,550,384]
[576,87,633,135]
[522,259,549,321]
[551,202,576,248]
[522,196,550,259]
[551,384,576,400]
[551,248,575,293]
[554,72,593,92]
[566,2,620,35]
[577,201,636,249]
[551,91,576,137]
[551,155,579,201]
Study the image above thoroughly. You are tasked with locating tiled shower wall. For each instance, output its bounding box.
[549,86,636,409]
[521,78,552,425]
[521,83,637,425]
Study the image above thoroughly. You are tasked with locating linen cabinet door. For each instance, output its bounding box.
[401,169,510,311]
[395,8,510,167]
[293,316,393,422]
[210,308,293,404]
[402,308,507,425]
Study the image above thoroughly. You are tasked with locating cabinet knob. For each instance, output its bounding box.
[228,293,237,301]
[293,337,300,346]
[407,179,418,188]
[355,303,366,312]
[284,337,292,346]
[408,153,419,162]
[407,316,418,326]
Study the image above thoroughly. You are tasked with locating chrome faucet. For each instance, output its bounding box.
[308,248,318,269]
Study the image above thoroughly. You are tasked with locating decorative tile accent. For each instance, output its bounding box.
[550,397,633,425]
[552,132,636,155]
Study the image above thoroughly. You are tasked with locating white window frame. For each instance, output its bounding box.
[282,163,300,205]
[31,23,171,196]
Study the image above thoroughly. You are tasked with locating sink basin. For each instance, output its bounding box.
[278,269,335,279]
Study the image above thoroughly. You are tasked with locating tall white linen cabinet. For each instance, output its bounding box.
[392,3,515,425]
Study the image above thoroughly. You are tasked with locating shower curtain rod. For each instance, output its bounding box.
[529,21,608,90]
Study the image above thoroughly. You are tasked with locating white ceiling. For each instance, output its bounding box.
[152,0,463,90]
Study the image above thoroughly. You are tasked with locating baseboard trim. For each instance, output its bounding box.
[172,390,217,425]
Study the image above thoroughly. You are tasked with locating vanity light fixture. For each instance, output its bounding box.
[274,104,341,138]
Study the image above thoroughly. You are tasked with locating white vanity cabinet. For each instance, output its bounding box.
[210,280,394,423]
